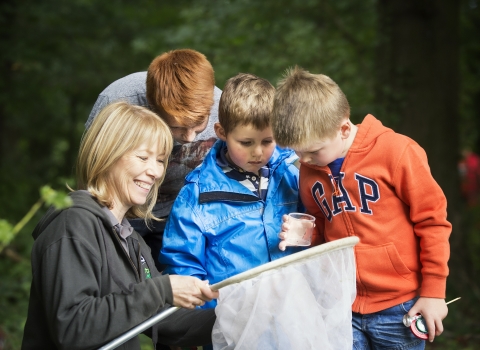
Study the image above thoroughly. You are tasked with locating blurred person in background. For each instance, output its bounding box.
[458,148,480,207]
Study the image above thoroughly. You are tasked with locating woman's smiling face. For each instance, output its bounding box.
[108,142,167,220]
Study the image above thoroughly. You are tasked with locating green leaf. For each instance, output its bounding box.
[40,185,72,209]
[0,219,14,250]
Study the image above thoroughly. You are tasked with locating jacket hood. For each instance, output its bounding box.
[349,114,393,151]
[301,114,394,173]
[32,190,111,240]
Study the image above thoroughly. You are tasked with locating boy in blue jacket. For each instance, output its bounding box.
[160,73,302,308]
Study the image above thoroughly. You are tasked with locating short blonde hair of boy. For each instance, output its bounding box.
[272,66,350,148]
[146,49,215,128]
[77,101,173,222]
[219,73,275,134]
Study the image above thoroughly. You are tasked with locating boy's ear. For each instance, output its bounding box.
[214,123,227,141]
[340,119,351,139]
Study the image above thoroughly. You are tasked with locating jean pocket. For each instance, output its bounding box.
[400,296,419,313]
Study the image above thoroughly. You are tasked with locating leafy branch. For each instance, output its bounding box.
[0,185,72,254]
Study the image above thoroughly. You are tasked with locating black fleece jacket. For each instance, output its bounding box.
[22,191,215,350]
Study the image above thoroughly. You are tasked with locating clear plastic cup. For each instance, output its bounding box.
[283,212,315,246]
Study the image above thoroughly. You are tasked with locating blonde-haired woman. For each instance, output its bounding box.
[22,101,218,350]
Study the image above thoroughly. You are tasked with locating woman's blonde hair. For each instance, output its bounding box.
[272,66,350,148]
[76,101,173,222]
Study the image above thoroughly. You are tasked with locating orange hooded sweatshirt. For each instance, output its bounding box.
[301,115,451,314]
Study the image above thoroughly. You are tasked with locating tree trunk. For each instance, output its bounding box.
[0,1,16,173]
[376,0,461,212]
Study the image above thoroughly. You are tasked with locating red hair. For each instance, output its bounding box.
[146,49,215,127]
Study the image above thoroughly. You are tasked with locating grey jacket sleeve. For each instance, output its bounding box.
[85,94,109,129]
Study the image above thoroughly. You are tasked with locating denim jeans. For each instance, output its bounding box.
[352,298,425,350]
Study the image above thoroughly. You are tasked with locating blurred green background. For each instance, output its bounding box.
[1,0,479,349]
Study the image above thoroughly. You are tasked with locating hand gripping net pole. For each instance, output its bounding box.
[210,236,359,350]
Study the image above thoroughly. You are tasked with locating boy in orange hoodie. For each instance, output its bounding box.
[272,66,451,349]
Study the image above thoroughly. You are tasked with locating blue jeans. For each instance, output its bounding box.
[352,298,425,350]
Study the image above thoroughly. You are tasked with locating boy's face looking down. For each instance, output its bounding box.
[215,123,276,174]
[293,119,355,167]
[162,113,209,144]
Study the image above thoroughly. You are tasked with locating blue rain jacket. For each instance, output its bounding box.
[160,140,303,307]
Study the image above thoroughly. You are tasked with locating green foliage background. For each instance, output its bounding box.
[0,0,479,349]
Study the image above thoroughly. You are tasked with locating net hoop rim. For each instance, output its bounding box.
[211,236,359,291]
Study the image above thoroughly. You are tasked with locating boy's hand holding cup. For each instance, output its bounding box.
[278,212,316,251]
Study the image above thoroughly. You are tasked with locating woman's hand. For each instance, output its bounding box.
[168,275,219,309]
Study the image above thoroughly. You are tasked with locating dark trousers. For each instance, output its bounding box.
[143,307,216,348]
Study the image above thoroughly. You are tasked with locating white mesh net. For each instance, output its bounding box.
[211,237,357,350]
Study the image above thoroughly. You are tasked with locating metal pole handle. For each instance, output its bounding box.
[98,306,180,350]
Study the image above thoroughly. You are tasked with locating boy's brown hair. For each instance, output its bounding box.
[219,73,275,135]
[272,66,350,148]
[146,49,215,128]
